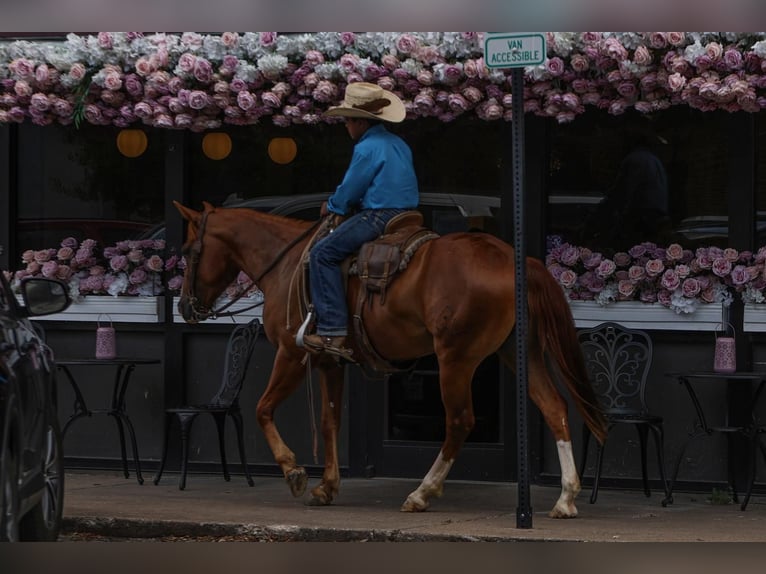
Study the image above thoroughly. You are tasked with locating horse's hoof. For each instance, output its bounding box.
[305,495,332,506]
[286,468,308,497]
[306,485,334,506]
[400,494,429,512]
[548,504,578,519]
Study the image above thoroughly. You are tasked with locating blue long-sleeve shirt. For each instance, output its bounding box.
[327,124,419,216]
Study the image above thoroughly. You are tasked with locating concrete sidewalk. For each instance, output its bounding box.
[60,470,766,542]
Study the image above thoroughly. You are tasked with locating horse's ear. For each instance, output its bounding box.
[202,200,215,212]
[173,200,201,224]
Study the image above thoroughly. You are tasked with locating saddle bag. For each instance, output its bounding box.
[357,242,402,304]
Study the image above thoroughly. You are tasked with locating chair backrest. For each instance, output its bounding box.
[577,321,653,415]
[209,318,261,408]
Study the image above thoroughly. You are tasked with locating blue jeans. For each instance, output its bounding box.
[309,208,406,336]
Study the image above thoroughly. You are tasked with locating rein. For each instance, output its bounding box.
[185,209,321,321]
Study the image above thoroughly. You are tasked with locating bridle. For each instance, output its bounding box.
[183,208,321,321]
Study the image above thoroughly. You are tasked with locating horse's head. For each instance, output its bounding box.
[174,200,240,323]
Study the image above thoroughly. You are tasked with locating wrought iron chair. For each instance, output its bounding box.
[154,318,261,490]
[578,321,671,504]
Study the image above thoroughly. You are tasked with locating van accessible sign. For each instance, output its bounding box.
[484,33,546,68]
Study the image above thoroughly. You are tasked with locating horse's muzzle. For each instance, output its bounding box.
[177,296,199,324]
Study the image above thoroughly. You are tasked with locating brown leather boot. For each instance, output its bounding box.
[302,334,352,360]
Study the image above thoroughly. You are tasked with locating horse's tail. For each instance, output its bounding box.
[527,259,608,444]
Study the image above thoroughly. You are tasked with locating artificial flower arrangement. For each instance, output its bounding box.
[546,236,766,314]
[6,236,184,298]
[3,236,262,304]
[2,32,766,130]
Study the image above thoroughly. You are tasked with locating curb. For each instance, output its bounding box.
[62,516,548,542]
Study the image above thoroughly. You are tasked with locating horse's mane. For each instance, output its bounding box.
[220,207,316,231]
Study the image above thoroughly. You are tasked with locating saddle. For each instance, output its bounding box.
[350,211,439,373]
[350,210,438,305]
[296,210,438,374]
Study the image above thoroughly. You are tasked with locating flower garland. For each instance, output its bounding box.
[546,236,766,314]
[2,32,766,129]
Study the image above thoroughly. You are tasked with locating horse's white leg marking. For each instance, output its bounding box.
[549,439,580,518]
[401,450,454,512]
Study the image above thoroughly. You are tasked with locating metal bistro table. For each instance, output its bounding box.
[56,357,160,484]
[664,371,766,509]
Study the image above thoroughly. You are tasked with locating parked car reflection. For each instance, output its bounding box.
[139,191,502,241]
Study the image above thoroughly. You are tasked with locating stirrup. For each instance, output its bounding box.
[303,335,354,362]
[295,309,314,349]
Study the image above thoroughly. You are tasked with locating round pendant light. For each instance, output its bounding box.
[202,132,233,160]
[267,137,298,165]
[116,129,148,158]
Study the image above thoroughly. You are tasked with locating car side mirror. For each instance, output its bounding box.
[20,277,72,316]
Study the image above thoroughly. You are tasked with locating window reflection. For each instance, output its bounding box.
[547,109,729,252]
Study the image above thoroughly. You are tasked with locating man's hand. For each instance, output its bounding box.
[320,201,330,217]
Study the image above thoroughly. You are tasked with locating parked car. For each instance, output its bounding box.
[1,274,71,541]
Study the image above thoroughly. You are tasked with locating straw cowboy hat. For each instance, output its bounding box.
[324,82,406,123]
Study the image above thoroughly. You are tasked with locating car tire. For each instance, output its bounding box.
[19,415,65,541]
[0,397,21,542]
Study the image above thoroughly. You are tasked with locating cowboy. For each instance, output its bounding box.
[301,82,419,356]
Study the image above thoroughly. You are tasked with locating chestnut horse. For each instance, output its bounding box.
[174,201,607,518]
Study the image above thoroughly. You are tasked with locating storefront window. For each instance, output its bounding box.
[547,108,729,252]
[15,123,165,258]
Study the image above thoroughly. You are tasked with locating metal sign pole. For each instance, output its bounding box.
[484,31,545,530]
[510,66,532,529]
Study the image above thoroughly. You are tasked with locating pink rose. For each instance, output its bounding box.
[660,269,680,290]
[259,32,276,47]
[546,57,565,77]
[462,86,482,104]
[57,246,74,261]
[145,255,164,272]
[68,63,86,82]
[558,269,577,289]
[237,91,257,111]
[705,42,724,61]
[666,243,684,261]
[129,268,148,285]
[667,73,687,93]
[448,93,469,112]
[633,45,652,67]
[168,275,184,291]
[596,259,616,279]
[712,257,732,277]
[221,32,239,48]
[188,90,209,110]
[570,54,590,73]
[193,59,214,83]
[135,57,155,77]
[617,279,636,298]
[648,33,667,49]
[396,34,419,55]
[381,54,400,71]
[723,248,739,262]
[177,53,197,74]
[730,265,749,286]
[645,259,665,277]
[666,32,686,47]
[700,288,717,304]
[110,255,129,272]
[682,278,701,297]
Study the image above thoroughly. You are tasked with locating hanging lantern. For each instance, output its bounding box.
[116,129,148,158]
[202,132,232,160]
[267,137,298,165]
